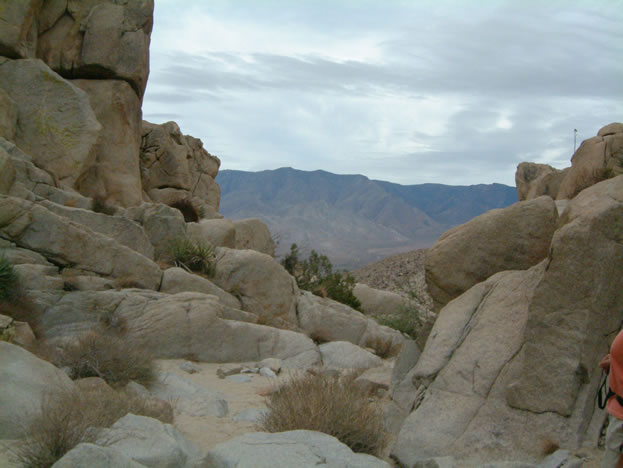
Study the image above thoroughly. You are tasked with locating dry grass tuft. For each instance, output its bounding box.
[259,372,387,456]
[10,385,171,468]
[112,274,145,290]
[365,335,401,359]
[59,331,155,388]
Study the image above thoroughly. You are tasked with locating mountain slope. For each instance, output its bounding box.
[216,167,517,269]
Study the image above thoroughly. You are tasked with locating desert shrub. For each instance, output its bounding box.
[365,335,401,358]
[375,301,422,341]
[169,237,217,277]
[59,330,155,388]
[259,372,387,456]
[0,255,18,300]
[281,244,361,310]
[170,199,199,223]
[11,385,171,468]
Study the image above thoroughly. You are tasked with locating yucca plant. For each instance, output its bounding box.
[169,238,217,277]
[0,255,18,300]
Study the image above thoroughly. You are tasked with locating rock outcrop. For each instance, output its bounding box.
[140,120,221,215]
[395,175,623,466]
[518,123,623,202]
[0,58,101,188]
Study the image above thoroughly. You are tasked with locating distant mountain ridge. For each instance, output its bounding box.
[216,167,517,269]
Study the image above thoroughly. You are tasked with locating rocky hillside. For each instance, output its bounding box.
[217,168,517,268]
[0,2,622,468]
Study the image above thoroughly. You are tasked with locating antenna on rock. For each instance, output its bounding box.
[573,129,578,154]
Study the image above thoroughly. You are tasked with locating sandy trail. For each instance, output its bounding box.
[155,359,303,453]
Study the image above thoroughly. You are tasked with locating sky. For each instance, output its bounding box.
[143,0,623,187]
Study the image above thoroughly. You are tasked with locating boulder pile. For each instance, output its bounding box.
[0,2,621,467]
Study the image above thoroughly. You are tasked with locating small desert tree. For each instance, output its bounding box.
[281,244,361,310]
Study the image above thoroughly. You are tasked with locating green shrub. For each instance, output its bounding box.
[169,237,217,277]
[281,244,361,310]
[375,301,422,340]
[259,372,387,456]
[0,255,18,300]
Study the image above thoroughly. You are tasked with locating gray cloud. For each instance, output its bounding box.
[144,0,623,186]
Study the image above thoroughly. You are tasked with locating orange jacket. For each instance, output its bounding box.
[607,330,623,419]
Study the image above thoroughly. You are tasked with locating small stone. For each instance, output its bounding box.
[225,374,253,383]
[259,367,277,378]
[216,364,243,379]
[179,361,201,374]
[257,358,282,373]
[232,408,268,423]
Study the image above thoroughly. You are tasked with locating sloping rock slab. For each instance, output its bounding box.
[205,430,391,468]
[0,195,162,289]
[41,290,320,368]
[0,341,75,439]
[51,443,144,468]
[319,341,383,370]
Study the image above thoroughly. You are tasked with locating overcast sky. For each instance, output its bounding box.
[143,0,623,186]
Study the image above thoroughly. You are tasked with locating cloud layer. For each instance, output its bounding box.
[143,0,623,186]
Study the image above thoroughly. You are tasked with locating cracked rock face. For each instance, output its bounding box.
[393,175,623,467]
[140,120,221,213]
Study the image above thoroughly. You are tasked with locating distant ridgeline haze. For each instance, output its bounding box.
[216,167,517,269]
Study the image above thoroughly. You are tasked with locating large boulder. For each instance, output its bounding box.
[297,291,404,353]
[425,196,558,311]
[206,430,391,468]
[39,200,154,259]
[0,341,75,439]
[515,162,568,201]
[506,175,623,415]
[96,414,204,468]
[392,175,623,466]
[187,218,236,248]
[123,203,187,260]
[37,0,154,98]
[41,290,321,368]
[0,195,162,289]
[160,267,241,309]
[233,218,276,256]
[140,120,221,212]
[0,58,101,188]
[212,247,299,327]
[354,283,406,316]
[52,443,145,468]
[319,341,383,370]
[557,123,623,199]
[0,0,41,58]
[393,266,549,466]
[73,79,143,207]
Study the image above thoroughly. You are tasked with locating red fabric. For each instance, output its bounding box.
[607,330,623,419]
